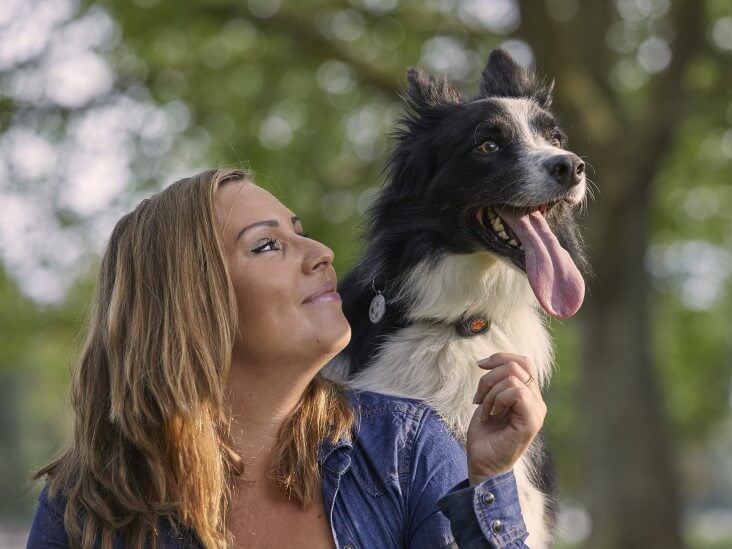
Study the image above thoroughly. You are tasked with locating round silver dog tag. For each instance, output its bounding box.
[369,292,386,324]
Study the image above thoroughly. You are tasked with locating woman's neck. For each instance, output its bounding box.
[225,355,317,482]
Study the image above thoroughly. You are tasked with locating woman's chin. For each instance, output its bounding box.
[317,320,352,362]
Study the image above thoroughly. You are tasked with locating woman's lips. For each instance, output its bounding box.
[303,283,341,304]
[306,291,341,304]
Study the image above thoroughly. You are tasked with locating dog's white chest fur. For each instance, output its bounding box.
[343,253,554,548]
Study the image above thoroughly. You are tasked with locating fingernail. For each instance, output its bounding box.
[472,390,480,404]
[489,406,496,416]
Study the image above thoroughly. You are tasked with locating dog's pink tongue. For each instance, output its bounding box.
[497,208,585,319]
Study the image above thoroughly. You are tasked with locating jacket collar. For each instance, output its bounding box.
[317,389,361,474]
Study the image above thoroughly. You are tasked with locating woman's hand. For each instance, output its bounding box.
[466,353,547,485]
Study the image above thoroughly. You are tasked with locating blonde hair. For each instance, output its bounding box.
[36,169,354,548]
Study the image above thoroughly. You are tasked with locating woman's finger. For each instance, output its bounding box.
[493,387,547,435]
[477,352,525,369]
[479,375,526,420]
[473,361,532,404]
[476,353,540,396]
[490,386,545,434]
[473,360,541,404]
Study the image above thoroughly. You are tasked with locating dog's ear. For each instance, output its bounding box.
[405,68,461,109]
[478,49,532,98]
[534,78,554,109]
[478,49,553,109]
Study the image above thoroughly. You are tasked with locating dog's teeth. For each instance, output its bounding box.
[498,230,509,240]
[487,208,497,221]
[509,239,519,247]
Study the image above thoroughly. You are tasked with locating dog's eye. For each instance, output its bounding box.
[477,141,499,154]
[549,133,562,148]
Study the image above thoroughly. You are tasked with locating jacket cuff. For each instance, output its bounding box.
[437,470,528,548]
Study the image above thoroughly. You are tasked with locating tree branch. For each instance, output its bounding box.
[200,5,403,96]
[626,0,707,196]
[516,0,624,146]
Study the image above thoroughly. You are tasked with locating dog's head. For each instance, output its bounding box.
[379,49,589,319]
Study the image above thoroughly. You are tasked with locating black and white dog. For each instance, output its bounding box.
[327,50,589,547]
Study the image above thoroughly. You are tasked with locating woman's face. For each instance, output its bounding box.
[216,181,351,370]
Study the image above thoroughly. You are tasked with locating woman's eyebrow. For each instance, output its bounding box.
[236,216,301,241]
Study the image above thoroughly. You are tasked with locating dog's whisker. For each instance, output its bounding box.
[586,178,600,199]
[493,179,525,201]
[583,185,595,203]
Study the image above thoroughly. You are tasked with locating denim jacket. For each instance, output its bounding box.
[28,391,529,548]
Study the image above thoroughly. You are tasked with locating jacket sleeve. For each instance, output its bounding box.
[405,408,529,549]
[26,486,70,548]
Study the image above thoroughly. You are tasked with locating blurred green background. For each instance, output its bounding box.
[1,0,731,547]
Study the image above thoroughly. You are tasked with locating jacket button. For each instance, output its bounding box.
[491,519,503,534]
[343,546,354,549]
[481,491,495,506]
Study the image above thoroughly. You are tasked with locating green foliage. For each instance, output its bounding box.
[0,267,77,518]
[651,98,732,442]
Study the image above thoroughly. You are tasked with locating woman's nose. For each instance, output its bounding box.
[304,239,335,273]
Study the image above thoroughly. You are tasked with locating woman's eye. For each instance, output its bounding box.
[477,140,499,154]
[252,238,281,253]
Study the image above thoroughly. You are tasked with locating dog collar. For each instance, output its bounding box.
[367,278,490,337]
[454,315,491,337]
[416,315,491,337]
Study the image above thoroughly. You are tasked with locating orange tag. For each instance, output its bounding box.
[469,317,488,333]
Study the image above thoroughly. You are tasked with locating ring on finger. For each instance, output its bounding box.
[524,374,535,387]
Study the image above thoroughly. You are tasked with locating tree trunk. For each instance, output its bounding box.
[516,1,706,545]
[578,168,684,548]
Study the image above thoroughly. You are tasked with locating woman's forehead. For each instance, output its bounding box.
[217,182,295,227]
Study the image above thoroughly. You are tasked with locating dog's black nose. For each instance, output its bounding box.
[544,155,585,187]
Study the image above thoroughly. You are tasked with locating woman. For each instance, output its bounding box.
[28,169,546,548]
